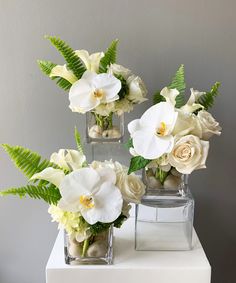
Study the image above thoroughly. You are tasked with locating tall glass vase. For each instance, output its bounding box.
[135,169,194,251]
[86,111,124,143]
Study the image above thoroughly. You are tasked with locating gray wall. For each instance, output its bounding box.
[0,0,235,282]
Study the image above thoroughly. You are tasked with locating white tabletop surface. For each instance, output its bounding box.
[46,218,211,283]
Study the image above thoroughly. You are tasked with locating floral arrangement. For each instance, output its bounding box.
[127,65,221,189]
[0,129,145,259]
[38,36,147,139]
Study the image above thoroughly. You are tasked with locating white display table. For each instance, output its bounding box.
[46,218,211,283]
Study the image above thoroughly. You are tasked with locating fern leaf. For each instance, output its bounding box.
[153,64,186,108]
[37,60,72,91]
[169,64,186,108]
[99,39,118,73]
[0,185,61,205]
[2,144,59,179]
[197,82,220,110]
[45,36,86,79]
[74,127,83,154]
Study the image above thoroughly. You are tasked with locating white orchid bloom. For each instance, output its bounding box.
[58,168,123,225]
[75,50,104,73]
[50,149,86,171]
[69,70,121,113]
[181,88,205,113]
[30,167,65,188]
[49,65,77,84]
[160,87,179,106]
[128,102,178,159]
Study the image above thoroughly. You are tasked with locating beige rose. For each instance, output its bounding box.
[197,110,221,140]
[50,149,86,171]
[127,75,148,104]
[116,172,146,203]
[169,135,209,174]
[108,63,132,80]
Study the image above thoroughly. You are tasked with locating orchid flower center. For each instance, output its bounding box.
[93,89,104,99]
[79,195,95,209]
[156,122,167,136]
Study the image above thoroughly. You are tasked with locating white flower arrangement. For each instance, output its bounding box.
[38,36,147,138]
[0,129,145,257]
[127,65,221,189]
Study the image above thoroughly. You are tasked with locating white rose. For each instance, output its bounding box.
[197,110,221,140]
[50,149,86,171]
[127,75,148,104]
[108,63,132,80]
[116,173,145,204]
[173,110,202,138]
[169,135,209,174]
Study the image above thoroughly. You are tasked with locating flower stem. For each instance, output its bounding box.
[156,168,168,185]
[81,239,90,258]
[93,112,113,130]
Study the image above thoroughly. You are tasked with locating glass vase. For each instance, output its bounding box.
[135,169,194,251]
[64,226,113,265]
[86,111,124,143]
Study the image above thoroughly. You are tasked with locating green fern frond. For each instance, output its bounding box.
[45,36,86,79]
[99,39,118,73]
[37,60,56,75]
[153,64,186,108]
[37,60,72,91]
[2,144,59,179]
[0,185,61,205]
[197,82,220,110]
[74,127,83,154]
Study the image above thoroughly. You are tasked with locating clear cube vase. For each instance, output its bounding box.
[64,226,113,265]
[86,111,124,143]
[135,170,194,251]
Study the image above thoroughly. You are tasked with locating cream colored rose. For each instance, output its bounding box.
[50,149,86,171]
[169,135,209,174]
[127,75,148,104]
[197,110,221,140]
[116,173,146,203]
[114,98,133,115]
[173,110,202,138]
[95,102,115,116]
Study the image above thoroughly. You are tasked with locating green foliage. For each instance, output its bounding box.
[74,127,83,154]
[115,74,129,100]
[0,184,61,205]
[89,214,127,235]
[153,64,186,108]
[37,60,72,91]
[124,138,133,149]
[99,39,118,73]
[45,35,86,79]
[2,144,59,179]
[128,156,151,174]
[197,82,220,110]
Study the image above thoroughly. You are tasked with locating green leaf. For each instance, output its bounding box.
[153,64,186,108]
[2,144,59,179]
[197,82,220,110]
[45,35,86,79]
[37,60,72,91]
[124,138,133,149]
[74,127,83,154]
[128,156,151,174]
[0,184,61,205]
[99,39,118,73]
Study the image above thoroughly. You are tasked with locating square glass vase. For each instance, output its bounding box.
[86,111,124,143]
[64,226,113,265]
[135,173,194,251]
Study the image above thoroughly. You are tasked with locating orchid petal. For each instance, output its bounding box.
[133,130,174,159]
[128,119,141,137]
[96,168,116,184]
[160,87,179,106]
